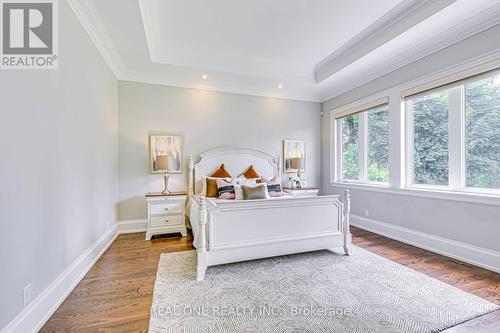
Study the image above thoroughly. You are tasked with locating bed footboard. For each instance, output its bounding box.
[195,191,352,281]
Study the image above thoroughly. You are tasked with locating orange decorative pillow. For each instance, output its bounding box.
[206,164,232,197]
[211,163,232,178]
[242,165,260,179]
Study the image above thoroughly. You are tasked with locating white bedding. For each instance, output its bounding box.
[187,194,293,248]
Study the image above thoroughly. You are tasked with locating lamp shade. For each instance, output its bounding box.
[156,155,169,170]
[289,157,305,170]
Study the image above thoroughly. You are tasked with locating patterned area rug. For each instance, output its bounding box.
[149,247,498,333]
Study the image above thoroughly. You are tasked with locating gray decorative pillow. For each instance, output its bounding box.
[242,184,268,200]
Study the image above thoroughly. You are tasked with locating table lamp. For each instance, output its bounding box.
[289,157,305,188]
[156,155,171,194]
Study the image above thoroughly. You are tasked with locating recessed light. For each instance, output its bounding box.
[278,84,283,89]
[202,74,208,79]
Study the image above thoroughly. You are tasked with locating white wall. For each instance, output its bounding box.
[0,2,118,330]
[321,24,500,270]
[118,81,321,220]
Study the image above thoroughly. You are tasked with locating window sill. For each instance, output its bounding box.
[330,181,500,207]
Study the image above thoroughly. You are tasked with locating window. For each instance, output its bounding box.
[465,74,500,189]
[367,105,389,182]
[406,70,500,191]
[338,104,389,183]
[341,114,359,180]
[408,90,450,186]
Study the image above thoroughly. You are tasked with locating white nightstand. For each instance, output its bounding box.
[283,187,320,197]
[145,192,187,240]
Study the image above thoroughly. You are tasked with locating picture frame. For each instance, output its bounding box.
[149,133,184,174]
[283,139,306,173]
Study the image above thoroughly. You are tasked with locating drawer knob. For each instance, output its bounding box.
[165,219,169,222]
[164,208,169,211]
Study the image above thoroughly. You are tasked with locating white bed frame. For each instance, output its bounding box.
[188,147,352,281]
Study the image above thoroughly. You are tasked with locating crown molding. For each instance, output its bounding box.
[138,0,161,59]
[67,0,125,77]
[314,0,457,83]
[119,72,321,102]
[319,4,500,102]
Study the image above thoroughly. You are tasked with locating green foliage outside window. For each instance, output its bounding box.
[368,105,389,182]
[342,114,359,180]
[412,92,450,186]
[465,75,500,189]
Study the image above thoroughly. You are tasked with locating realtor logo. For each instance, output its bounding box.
[1,0,58,69]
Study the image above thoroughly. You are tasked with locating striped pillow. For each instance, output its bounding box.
[262,175,283,197]
[216,178,235,199]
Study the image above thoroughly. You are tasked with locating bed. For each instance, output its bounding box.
[187,147,352,281]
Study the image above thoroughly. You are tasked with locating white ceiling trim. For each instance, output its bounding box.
[67,0,125,77]
[119,72,320,102]
[137,0,161,60]
[314,0,457,83]
[69,0,500,104]
[319,3,500,102]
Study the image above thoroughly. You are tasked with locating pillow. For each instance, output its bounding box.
[211,163,232,178]
[216,178,235,199]
[241,165,260,180]
[242,183,269,200]
[233,178,257,200]
[262,175,283,197]
[205,164,233,197]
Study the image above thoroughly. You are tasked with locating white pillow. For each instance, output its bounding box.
[261,174,279,183]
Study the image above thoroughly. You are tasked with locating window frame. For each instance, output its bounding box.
[336,103,389,185]
[404,72,500,195]
[329,57,500,204]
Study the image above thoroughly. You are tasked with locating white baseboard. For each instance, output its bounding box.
[0,225,119,333]
[117,218,147,234]
[351,214,500,273]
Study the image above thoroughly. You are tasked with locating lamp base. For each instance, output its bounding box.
[161,173,170,194]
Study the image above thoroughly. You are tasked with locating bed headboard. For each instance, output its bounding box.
[187,147,280,198]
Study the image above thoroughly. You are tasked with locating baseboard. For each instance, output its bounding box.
[351,214,500,273]
[117,218,147,234]
[0,225,119,333]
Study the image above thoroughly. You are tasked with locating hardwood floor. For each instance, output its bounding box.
[40,227,500,333]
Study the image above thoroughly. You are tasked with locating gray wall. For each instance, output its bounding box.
[321,24,500,252]
[0,2,118,328]
[118,81,321,220]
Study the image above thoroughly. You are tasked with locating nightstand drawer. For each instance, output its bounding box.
[150,202,183,215]
[151,215,184,227]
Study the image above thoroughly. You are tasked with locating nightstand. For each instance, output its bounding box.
[283,187,320,197]
[145,192,187,240]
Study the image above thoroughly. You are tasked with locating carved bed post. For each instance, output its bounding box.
[343,190,352,255]
[188,154,194,200]
[196,197,208,281]
[277,156,282,180]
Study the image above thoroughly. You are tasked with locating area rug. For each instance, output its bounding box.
[148,247,498,333]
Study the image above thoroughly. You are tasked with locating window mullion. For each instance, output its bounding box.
[336,120,342,182]
[405,99,414,187]
[359,112,368,182]
[448,86,464,190]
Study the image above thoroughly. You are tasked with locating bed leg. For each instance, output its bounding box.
[196,197,208,281]
[196,262,207,281]
[343,190,352,256]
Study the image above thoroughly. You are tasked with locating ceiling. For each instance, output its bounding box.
[69,0,500,102]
